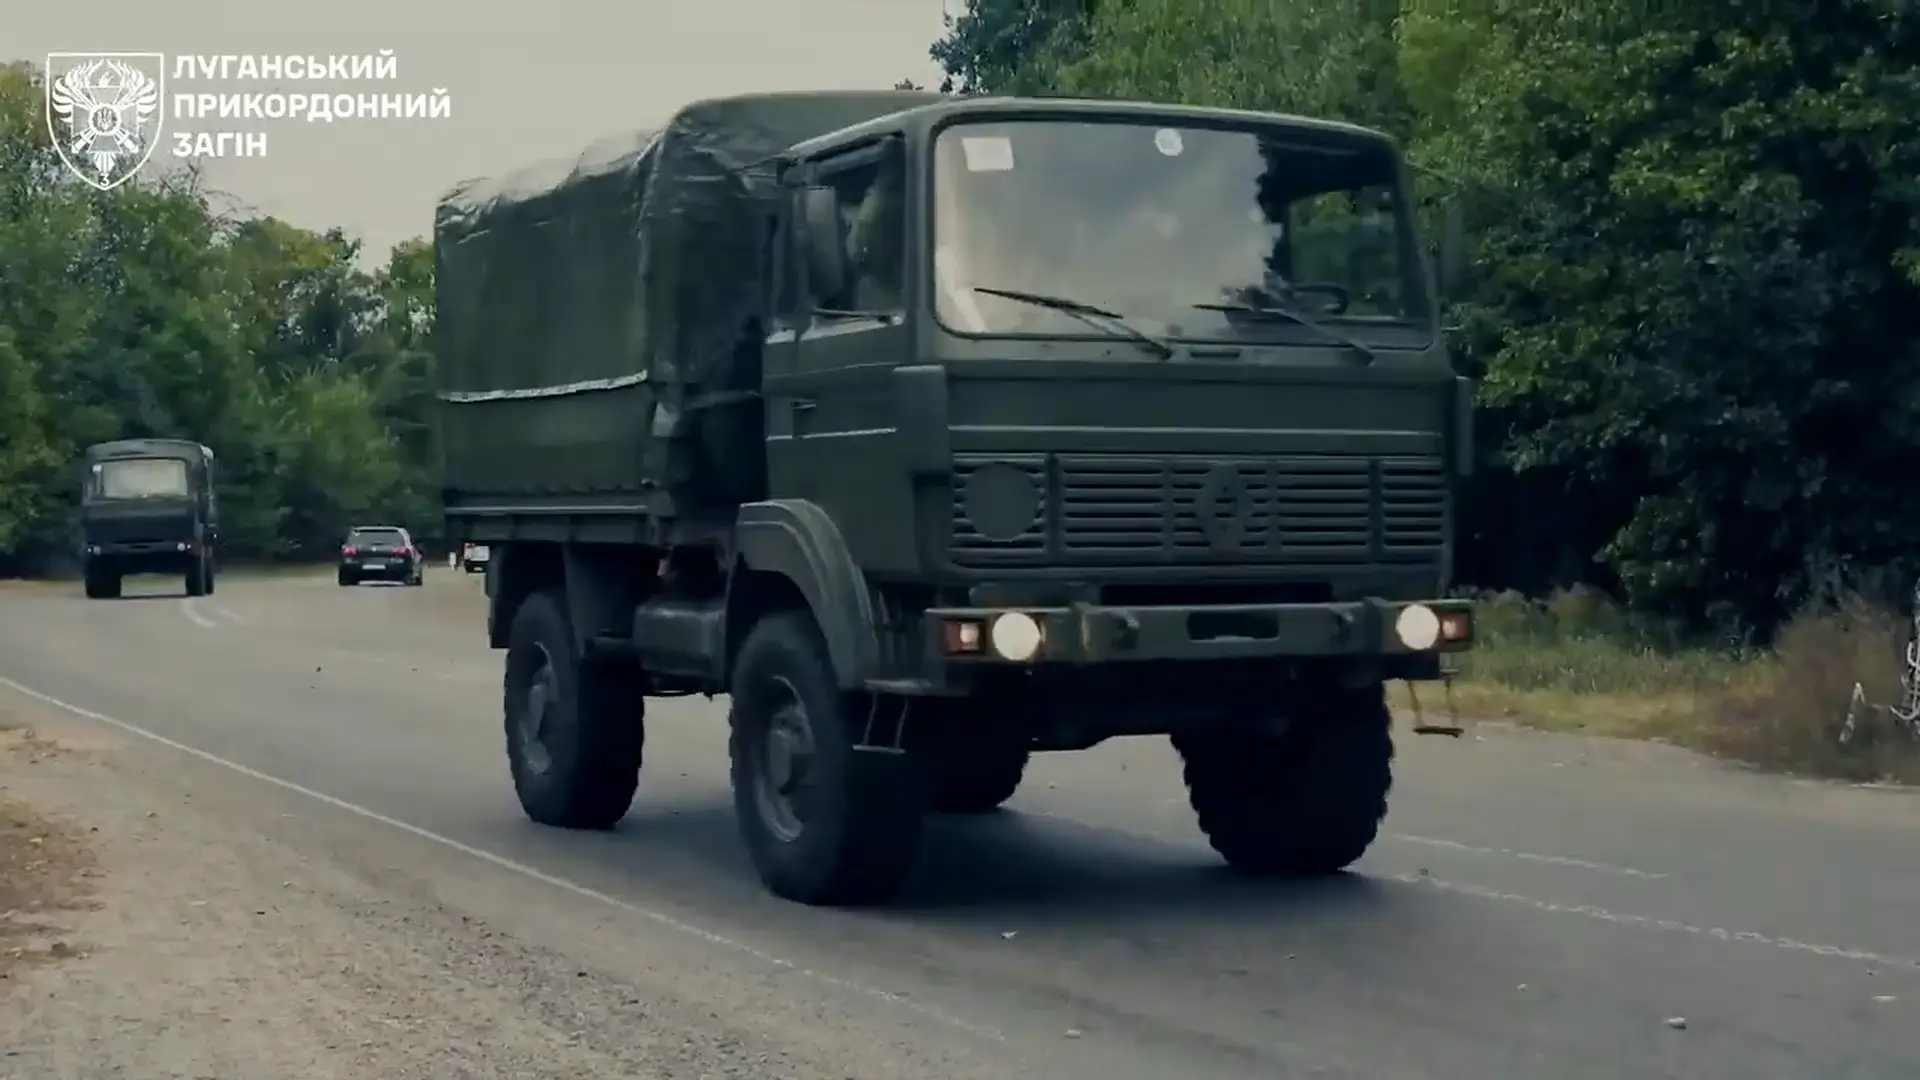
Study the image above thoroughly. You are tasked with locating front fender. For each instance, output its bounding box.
[734,500,878,688]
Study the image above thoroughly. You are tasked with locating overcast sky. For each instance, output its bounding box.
[13,1,952,259]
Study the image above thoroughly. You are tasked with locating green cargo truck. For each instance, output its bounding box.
[79,438,219,599]
[435,91,1476,907]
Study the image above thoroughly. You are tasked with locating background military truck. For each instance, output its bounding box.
[79,438,219,599]
[435,91,1476,907]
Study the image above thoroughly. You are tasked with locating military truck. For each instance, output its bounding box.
[435,92,1476,907]
[79,438,219,599]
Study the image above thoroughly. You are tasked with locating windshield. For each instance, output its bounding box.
[930,118,1430,347]
[348,529,406,547]
[90,457,190,501]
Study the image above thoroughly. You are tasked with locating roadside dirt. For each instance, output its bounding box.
[0,729,99,982]
[0,704,840,1080]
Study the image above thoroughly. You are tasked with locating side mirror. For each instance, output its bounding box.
[799,186,847,305]
[1436,201,1467,298]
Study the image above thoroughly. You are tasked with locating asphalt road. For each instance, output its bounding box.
[2,570,1917,1079]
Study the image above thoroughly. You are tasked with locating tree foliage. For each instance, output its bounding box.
[7,4,1918,636]
[0,62,437,573]
[936,0,1920,634]
[930,0,1095,93]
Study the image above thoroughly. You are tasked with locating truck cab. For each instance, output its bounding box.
[79,438,219,599]
[437,93,1475,908]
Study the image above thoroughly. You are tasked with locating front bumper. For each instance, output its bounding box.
[341,559,414,579]
[924,597,1473,666]
[88,540,196,558]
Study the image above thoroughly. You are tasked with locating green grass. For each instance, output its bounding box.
[1392,587,1920,784]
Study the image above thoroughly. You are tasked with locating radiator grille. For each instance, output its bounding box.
[950,454,1445,567]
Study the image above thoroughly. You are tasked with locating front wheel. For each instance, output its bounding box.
[83,564,121,600]
[184,555,211,597]
[1174,683,1393,876]
[729,611,926,906]
[503,589,646,829]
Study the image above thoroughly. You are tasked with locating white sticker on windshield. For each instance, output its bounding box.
[961,136,1015,172]
[1154,128,1184,156]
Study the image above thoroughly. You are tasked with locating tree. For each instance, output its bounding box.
[931,0,1097,94]
[1036,0,1406,130]
[1425,4,1920,627]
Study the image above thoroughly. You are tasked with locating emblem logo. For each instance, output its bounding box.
[1197,464,1252,552]
[45,53,167,191]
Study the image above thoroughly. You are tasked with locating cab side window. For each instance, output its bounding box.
[815,148,905,314]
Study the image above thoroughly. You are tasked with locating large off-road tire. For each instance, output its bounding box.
[1173,683,1393,876]
[503,588,646,829]
[729,611,926,906]
[931,743,1029,814]
[83,564,121,600]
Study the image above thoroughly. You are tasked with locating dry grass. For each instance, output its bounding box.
[1393,587,1920,784]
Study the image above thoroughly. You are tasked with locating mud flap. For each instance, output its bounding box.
[1406,671,1465,738]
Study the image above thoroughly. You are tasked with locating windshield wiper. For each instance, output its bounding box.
[973,286,1173,360]
[1192,302,1376,365]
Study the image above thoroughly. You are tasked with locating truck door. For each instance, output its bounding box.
[765,140,914,560]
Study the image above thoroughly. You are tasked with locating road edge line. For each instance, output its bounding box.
[0,672,1005,1042]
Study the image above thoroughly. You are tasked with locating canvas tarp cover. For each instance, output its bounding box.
[434,91,938,510]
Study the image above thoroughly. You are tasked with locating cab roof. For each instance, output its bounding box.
[85,438,211,462]
[783,95,1398,159]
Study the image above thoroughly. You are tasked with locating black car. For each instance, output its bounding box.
[337,525,424,586]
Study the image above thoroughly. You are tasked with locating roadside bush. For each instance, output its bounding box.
[1418,587,1920,783]
[1424,588,1759,739]
[1700,599,1920,784]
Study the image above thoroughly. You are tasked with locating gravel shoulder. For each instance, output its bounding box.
[1,714,611,1079]
[0,703,986,1080]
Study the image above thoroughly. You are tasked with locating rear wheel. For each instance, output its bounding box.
[504,588,646,829]
[729,611,926,906]
[931,740,1029,814]
[337,569,355,587]
[1174,683,1393,876]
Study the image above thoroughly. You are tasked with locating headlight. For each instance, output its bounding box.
[1394,604,1441,650]
[988,612,1043,661]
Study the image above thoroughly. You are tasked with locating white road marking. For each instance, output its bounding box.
[1398,873,1920,972]
[1029,810,1917,973]
[1387,833,1670,880]
[1068,809,1666,881]
[0,673,1004,1043]
[179,599,219,629]
[209,602,246,625]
